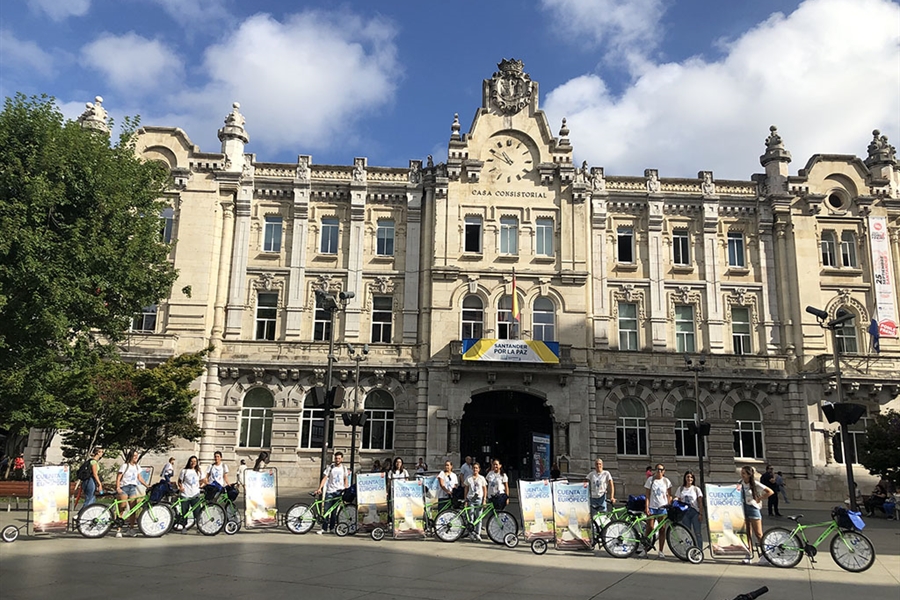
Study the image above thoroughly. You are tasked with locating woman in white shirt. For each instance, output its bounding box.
[115,449,150,535]
[464,462,488,542]
[178,456,203,519]
[740,465,773,565]
[674,471,703,546]
[486,459,510,511]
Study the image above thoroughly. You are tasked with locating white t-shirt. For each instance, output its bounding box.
[486,471,508,497]
[465,474,487,501]
[206,463,229,486]
[587,470,613,498]
[644,476,672,509]
[388,469,408,481]
[460,463,474,483]
[179,469,202,498]
[415,463,427,475]
[118,463,142,486]
[161,463,175,480]
[741,480,769,509]
[675,484,703,511]
[437,471,458,499]
[324,464,348,493]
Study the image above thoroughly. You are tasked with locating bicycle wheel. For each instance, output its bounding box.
[830,530,875,573]
[138,503,173,538]
[371,527,385,541]
[486,510,519,544]
[285,503,316,534]
[503,532,519,548]
[224,520,240,535]
[531,538,548,555]
[2,525,19,543]
[687,546,704,564]
[196,503,226,536]
[601,520,639,558]
[338,504,357,533]
[434,509,464,542]
[77,503,113,538]
[760,527,803,568]
[666,523,695,561]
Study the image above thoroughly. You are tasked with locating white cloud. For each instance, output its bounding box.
[543,0,900,179]
[148,0,232,28]
[173,10,401,155]
[27,0,90,21]
[81,33,183,97]
[0,30,55,77]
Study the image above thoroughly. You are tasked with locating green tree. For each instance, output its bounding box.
[859,409,900,487]
[0,93,177,463]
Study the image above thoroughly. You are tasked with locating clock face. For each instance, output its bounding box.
[484,135,534,183]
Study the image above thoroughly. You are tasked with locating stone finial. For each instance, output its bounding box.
[559,117,570,140]
[76,95,110,134]
[218,102,249,144]
[760,124,791,168]
[450,113,461,141]
[865,129,897,167]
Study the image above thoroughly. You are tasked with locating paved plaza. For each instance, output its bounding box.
[1,497,897,600]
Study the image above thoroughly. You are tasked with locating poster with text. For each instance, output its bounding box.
[705,483,751,558]
[517,479,555,541]
[420,475,440,520]
[552,481,592,550]
[392,478,426,539]
[532,433,551,479]
[33,465,69,533]
[356,472,388,532]
[869,215,898,337]
[137,466,154,494]
[243,468,278,528]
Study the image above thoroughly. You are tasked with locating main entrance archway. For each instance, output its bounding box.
[460,390,553,484]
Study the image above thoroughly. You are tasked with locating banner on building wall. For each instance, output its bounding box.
[33,465,69,533]
[705,483,751,559]
[356,473,389,532]
[868,216,898,337]
[517,479,555,542]
[243,468,278,528]
[392,478,426,539]
[532,433,551,479]
[462,339,560,363]
[420,475,440,520]
[551,481,592,550]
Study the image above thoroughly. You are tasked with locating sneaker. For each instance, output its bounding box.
[657,550,665,559]
[115,530,123,538]
[741,557,751,565]
[126,529,138,537]
[474,534,483,542]
[316,529,325,535]
[757,555,769,566]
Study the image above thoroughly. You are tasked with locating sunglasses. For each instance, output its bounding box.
[656,468,666,472]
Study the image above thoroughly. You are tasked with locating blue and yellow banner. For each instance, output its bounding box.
[462,339,559,363]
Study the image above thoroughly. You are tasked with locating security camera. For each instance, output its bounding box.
[806,306,829,320]
[828,309,855,328]
[339,291,355,300]
[362,344,369,355]
[347,343,355,354]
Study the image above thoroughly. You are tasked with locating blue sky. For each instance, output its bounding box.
[2,0,898,179]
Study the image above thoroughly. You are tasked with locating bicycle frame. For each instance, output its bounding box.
[785,519,839,550]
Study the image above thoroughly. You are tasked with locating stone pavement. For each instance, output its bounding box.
[1,497,897,600]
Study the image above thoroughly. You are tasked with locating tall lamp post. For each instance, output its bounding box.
[346,343,368,477]
[684,355,709,500]
[806,306,864,511]
[316,289,354,480]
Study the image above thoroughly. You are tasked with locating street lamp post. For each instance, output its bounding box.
[347,343,368,476]
[316,289,354,480]
[684,355,708,499]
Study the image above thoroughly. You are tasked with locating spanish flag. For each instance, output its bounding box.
[512,268,520,327]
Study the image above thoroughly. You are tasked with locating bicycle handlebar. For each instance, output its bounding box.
[732,586,768,600]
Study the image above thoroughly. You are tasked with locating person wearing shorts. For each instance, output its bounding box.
[740,465,773,565]
[116,449,150,536]
[644,463,672,559]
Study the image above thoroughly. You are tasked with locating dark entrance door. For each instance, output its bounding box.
[460,390,552,484]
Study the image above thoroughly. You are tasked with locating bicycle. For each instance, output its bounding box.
[285,490,357,535]
[215,483,242,535]
[760,506,875,572]
[370,493,455,541]
[433,497,519,544]
[165,491,228,536]
[600,503,702,563]
[76,490,174,538]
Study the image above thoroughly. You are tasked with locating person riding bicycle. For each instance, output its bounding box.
[316,451,349,534]
[486,459,510,511]
[464,462,488,542]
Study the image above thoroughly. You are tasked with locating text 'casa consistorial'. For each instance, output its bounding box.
[471,189,548,198]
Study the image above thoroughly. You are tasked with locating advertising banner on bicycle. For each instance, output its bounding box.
[532,433,551,478]
[356,473,388,532]
[392,478,426,540]
[551,481,592,550]
[518,479,555,541]
[705,483,751,558]
[420,475,440,521]
[244,468,278,528]
[33,465,70,533]
[138,466,154,495]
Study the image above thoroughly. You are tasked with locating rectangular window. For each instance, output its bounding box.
[320,218,339,254]
[821,231,837,267]
[675,304,696,353]
[500,217,518,255]
[464,216,482,253]
[733,421,764,459]
[239,408,273,448]
[618,302,638,351]
[371,296,392,343]
[840,231,857,268]
[617,227,634,263]
[160,208,174,244]
[255,293,278,340]
[131,305,158,333]
[732,307,751,355]
[376,220,395,256]
[673,230,689,265]
[314,296,331,341]
[263,216,283,253]
[835,322,858,354]
[536,218,553,256]
[727,232,745,267]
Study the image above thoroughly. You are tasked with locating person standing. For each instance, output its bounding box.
[177,456,203,519]
[316,451,349,534]
[13,453,25,480]
[760,465,780,517]
[587,458,616,515]
[740,465,773,565]
[644,463,672,559]
[161,457,176,481]
[115,450,150,536]
[415,457,428,476]
[82,447,104,507]
[486,459,510,511]
[775,471,789,504]
[460,456,474,484]
[674,471,704,546]
[204,451,231,488]
[464,462,488,542]
[437,460,459,513]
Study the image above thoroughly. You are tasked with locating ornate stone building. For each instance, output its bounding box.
[104,60,898,498]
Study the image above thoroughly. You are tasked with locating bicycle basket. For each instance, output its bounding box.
[832,506,865,531]
[667,500,688,523]
[342,484,357,504]
[225,484,239,502]
[626,494,646,512]
[204,482,224,502]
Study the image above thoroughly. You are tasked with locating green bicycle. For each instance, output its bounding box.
[760,507,875,572]
[77,491,174,538]
[434,498,519,544]
[284,491,357,535]
[600,504,701,563]
[166,493,228,536]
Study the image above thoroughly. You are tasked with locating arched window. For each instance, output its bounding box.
[461,295,484,339]
[532,297,555,341]
[834,308,859,354]
[733,401,764,459]
[300,389,333,449]
[239,388,274,448]
[616,398,647,456]
[362,390,394,450]
[674,400,705,457]
[497,295,522,339]
[833,408,871,465]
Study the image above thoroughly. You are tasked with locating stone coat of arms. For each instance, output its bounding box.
[490,58,534,115]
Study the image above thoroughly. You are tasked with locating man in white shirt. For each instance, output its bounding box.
[644,463,672,559]
[587,458,616,515]
[460,456,474,484]
[205,451,230,487]
[316,451,349,534]
[437,460,459,512]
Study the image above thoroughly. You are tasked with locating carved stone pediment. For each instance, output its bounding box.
[489,58,534,115]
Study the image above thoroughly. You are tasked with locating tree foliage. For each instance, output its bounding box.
[0,93,178,452]
[859,409,900,487]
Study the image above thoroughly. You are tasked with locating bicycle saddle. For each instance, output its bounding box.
[786,514,804,522]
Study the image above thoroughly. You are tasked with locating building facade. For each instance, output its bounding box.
[71,60,899,498]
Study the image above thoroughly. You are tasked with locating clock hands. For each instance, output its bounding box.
[501,151,514,165]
